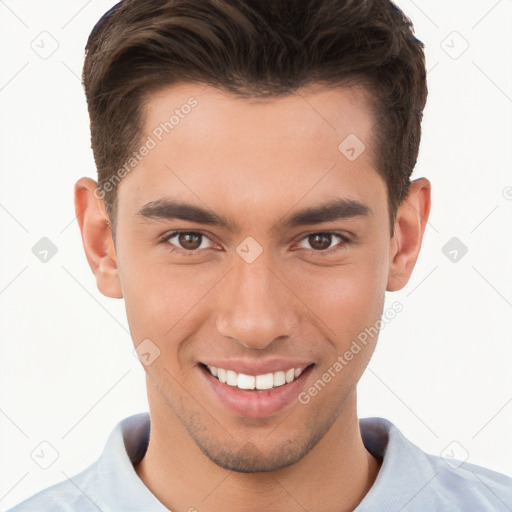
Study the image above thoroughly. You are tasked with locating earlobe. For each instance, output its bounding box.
[74,177,123,299]
[386,178,431,292]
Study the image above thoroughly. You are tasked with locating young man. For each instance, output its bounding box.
[9,0,512,510]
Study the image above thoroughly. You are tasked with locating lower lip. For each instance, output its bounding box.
[200,365,313,418]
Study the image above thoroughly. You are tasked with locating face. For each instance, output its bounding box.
[106,83,396,472]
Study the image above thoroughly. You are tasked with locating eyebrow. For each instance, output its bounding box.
[136,197,371,231]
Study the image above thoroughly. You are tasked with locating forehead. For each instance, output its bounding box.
[143,82,376,150]
[117,83,385,225]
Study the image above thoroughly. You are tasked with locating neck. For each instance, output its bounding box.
[135,386,380,512]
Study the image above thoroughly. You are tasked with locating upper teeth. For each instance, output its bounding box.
[206,365,306,390]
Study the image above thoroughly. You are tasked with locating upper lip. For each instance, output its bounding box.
[201,359,313,375]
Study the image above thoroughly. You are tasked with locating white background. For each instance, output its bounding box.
[0,0,511,509]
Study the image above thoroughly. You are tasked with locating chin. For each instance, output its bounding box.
[189,418,332,474]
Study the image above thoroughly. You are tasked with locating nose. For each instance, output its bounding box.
[215,251,299,350]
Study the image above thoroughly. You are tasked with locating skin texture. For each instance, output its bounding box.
[75,83,431,512]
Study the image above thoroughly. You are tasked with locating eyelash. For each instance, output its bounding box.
[158,230,351,257]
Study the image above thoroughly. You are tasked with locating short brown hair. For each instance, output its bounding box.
[83,0,427,240]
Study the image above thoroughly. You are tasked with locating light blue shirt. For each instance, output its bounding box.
[7,412,512,511]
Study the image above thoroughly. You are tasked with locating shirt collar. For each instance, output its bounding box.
[96,412,168,511]
[356,417,438,510]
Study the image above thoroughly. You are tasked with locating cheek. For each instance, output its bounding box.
[121,257,220,345]
[292,249,388,343]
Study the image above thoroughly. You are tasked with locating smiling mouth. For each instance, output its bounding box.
[200,363,314,391]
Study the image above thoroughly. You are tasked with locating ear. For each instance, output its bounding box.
[74,177,123,299]
[387,177,431,292]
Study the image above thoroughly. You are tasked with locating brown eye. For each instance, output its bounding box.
[296,232,350,255]
[164,231,213,252]
[308,233,332,250]
[178,233,202,250]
